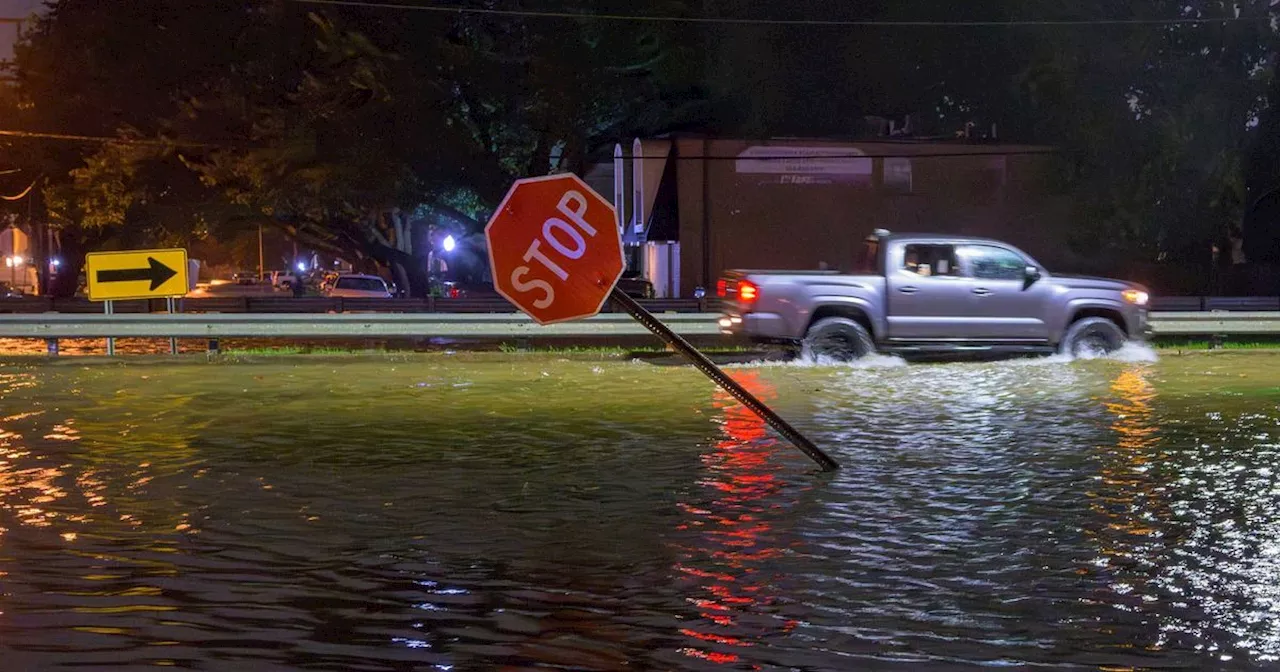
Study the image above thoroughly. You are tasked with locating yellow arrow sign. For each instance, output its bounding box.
[85,248,189,302]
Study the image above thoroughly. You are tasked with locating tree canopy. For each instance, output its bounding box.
[3,0,1279,294]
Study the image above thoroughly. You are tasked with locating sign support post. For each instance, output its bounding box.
[609,287,839,471]
[166,297,178,355]
[104,299,115,356]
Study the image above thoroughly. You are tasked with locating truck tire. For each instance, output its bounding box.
[803,317,875,362]
[1060,317,1126,357]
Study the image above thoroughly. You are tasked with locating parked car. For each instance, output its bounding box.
[187,279,282,298]
[319,271,340,293]
[717,230,1151,360]
[0,281,23,299]
[442,281,502,300]
[324,273,392,299]
[269,271,299,289]
[616,272,655,299]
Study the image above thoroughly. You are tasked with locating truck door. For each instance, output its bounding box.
[955,244,1051,341]
[886,243,979,340]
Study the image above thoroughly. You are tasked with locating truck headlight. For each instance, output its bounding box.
[1123,289,1149,306]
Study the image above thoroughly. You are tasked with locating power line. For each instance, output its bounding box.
[0,129,227,148]
[285,0,1274,27]
[0,128,1050,159]
[616,148,1054,160]
[1,179,35,201]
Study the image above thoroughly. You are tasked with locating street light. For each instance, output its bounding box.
[442,234,456,253]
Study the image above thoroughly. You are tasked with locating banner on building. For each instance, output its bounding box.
[735,146,873,186]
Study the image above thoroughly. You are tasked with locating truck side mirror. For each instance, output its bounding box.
[1023,265,1041,289]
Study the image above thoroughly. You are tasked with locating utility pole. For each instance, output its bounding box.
[29,179,46,295]
[257,222,265,280]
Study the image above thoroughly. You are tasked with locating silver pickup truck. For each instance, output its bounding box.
[717,231,1151,360]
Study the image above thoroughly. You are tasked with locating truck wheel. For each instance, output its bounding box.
[1061,317,1126,357]
[803,317,875,362]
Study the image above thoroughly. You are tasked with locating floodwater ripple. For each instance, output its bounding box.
[1,353,1280,670]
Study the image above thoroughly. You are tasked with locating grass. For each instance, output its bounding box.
[1153,337,1280,351]
[208,342,763,361]
[130,339,1280,358]
[222,346,385,356]
[225,338,1280,357]
[494,342,757,355]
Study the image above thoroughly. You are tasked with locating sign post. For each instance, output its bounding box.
[104,299,115,357]
[166,297,178,355]
[486,174,838,471]
[85,248,189,356]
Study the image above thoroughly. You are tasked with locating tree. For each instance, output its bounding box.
[170,4,705,296]
[8,0,280,295]
[1013,1,1277,266]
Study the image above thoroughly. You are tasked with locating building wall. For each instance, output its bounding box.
[668,137,1071,297]
[1,224,34,289]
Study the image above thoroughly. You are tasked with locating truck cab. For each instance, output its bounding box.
[719,230,1151,361]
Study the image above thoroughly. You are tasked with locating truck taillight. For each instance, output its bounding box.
[716,279,727,298]
[738,280,758,303]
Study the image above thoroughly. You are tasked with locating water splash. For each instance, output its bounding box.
[1068,341,1161,364]
[726,352,908,369]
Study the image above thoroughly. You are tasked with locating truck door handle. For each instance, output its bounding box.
[972,288,992,296]
[898,286,919,294]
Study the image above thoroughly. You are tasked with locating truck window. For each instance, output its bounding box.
[901,244,958,277]
[852,237,881,274]
[958,245,1025,280]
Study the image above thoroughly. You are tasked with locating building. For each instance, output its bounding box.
[1,223,34,290]
[587,135,1070,298]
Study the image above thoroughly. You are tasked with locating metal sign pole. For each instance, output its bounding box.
[609,287,839,472]
[104,299,115,356]
[166,297,178,355]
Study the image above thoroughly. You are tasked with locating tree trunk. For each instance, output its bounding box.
[365,240,430,298]
[47,227,109,298]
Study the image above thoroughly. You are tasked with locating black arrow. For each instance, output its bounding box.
[96,257,178,291]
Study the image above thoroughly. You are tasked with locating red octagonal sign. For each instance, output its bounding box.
[485,174,625,325]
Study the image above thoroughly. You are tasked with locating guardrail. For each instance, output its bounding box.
[2,310,1278,356]
[0,312,723,340]
[1148,311,1280,336]
[1150,296,1280,312]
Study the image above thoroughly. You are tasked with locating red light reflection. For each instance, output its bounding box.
[672,370,797,666]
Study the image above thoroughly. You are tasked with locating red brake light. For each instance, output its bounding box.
[738,280,758,303]
[716,279,727,298]
[448,286,461,298]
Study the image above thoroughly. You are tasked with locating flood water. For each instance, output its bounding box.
[2,350,1280,670]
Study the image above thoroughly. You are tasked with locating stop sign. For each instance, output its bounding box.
[485,174,625,324]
